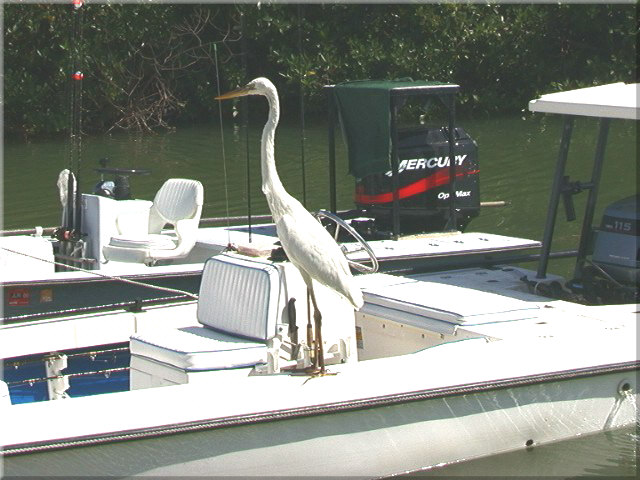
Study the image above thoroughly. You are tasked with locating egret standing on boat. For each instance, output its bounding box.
[216,77,363,372]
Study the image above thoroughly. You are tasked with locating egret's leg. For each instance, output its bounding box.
[308,286,325,373]
[306,288,313,352]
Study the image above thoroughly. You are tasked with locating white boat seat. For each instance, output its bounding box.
[130,326,268,371]
[130,254,282,372]
[107,234,177,250]
[103,178,204,265]
[196,254,281,341]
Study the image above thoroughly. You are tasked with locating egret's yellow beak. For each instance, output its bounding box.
[215,85,252,100]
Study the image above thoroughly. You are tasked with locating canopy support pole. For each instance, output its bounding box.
[445,95,458,232]
[390,98,400,239]
[573,117,610,281]
[536,116,574,279]
[328,91,337,213]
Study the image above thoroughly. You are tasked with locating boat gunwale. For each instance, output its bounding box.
[350,242,541,263]
[1,297,199,326]
[1,269,203,288]
[3,359,637,457]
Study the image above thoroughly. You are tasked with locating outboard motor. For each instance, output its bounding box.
[584,194,639,303]
[354,126,479,233]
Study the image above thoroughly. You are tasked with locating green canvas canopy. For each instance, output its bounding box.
[333,80,452,179]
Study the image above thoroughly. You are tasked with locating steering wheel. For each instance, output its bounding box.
[313,210,379,274]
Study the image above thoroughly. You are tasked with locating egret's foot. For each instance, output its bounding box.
[301,367,338,383]
[285,365,336,376]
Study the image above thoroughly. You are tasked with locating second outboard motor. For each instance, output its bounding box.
[355,126,479,233]
[584,194,639,303]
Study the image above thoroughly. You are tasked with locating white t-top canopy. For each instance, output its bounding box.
[528,82,638,120]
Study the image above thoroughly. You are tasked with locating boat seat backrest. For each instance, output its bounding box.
[148,178,204,234]
[102,178,204,264]
[197,254,282,342]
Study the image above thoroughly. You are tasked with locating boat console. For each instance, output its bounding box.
[82,193,154,264]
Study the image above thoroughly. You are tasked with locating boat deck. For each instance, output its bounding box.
[2,225,540,282]
[4,296,636,465]
[193,224,541,270]
[353,266,637,360]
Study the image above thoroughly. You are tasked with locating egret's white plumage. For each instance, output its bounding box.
[217,77,363,311]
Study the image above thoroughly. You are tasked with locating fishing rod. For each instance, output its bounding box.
[70,0,84,237]
[53,0,86,271]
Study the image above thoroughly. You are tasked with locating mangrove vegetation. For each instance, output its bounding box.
[3,2,636,139]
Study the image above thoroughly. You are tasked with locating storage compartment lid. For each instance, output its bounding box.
[360,270,542,327]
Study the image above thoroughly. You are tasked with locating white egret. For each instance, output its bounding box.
[216,77,363,372]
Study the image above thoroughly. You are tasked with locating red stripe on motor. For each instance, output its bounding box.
[355,169,479,204]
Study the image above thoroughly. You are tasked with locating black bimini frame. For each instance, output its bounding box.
[326,83,460,240]
[528,82,637,283]
[536,116,611,281]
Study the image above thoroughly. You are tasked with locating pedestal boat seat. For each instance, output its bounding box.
[102,178,204,265]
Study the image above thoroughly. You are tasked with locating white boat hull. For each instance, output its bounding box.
[3,352,637,477]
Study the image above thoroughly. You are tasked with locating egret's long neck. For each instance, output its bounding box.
[260,88,289,215]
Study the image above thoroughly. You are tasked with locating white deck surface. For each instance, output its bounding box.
[0,301,199,359]
[356,266,638,341]
[2,224,540,284]
[3,320,636,448]
[197,226,541,263]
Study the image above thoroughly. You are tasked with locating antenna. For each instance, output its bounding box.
[297,4,308,208]
[214,43,232,248]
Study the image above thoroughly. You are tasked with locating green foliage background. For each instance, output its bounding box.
[3,2,636,139]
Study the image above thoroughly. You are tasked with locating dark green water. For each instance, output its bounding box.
[2,113,637,476]
[412,425,638,477]
[4,113,636,237]
[3,112,636,277]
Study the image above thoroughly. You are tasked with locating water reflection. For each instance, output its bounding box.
[408,425,638,477]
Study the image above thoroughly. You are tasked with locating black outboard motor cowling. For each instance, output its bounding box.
[355,126,479,233]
